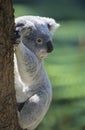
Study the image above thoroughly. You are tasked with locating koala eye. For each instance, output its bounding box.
[36,38,43,45]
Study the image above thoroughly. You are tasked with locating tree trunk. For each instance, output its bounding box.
[0,0,19,130]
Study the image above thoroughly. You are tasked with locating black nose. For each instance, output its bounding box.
[47,41,53,53]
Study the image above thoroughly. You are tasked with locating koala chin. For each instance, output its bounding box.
[14,16,60,130]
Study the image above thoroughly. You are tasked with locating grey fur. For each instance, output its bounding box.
[14,16,60,130]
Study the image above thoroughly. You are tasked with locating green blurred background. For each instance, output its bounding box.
[13,0,85,130]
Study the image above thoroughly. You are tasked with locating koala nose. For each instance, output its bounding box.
[47,41,53,53]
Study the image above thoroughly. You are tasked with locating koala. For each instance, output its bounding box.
[14,16,60,130]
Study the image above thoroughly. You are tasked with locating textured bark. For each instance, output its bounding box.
[0,0,19,130]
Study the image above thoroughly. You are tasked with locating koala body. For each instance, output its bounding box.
[14,16,59,130]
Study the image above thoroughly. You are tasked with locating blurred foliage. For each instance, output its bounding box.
[13,0,85,130]
[13,0,85,20]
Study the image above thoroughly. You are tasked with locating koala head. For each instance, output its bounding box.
[15,16,60,59]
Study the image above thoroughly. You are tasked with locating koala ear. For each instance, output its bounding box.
[42,17,60,32]
[15,22,24,28]
[15,22,24,39]
[15,18,33,40]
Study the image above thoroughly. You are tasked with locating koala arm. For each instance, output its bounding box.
[18,90,51,130]
[14,42,38,84]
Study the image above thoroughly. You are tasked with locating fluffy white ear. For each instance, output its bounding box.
[42,17,60,32]
[15,17,34,40]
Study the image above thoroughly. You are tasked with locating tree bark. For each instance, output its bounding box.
[0,0,19,130]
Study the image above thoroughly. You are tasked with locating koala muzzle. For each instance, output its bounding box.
[47,41,53,53]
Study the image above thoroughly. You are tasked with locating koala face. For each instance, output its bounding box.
[15,16,60,59]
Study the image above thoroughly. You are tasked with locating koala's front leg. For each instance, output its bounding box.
[18,91,49,130]
[14,42,38,84]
